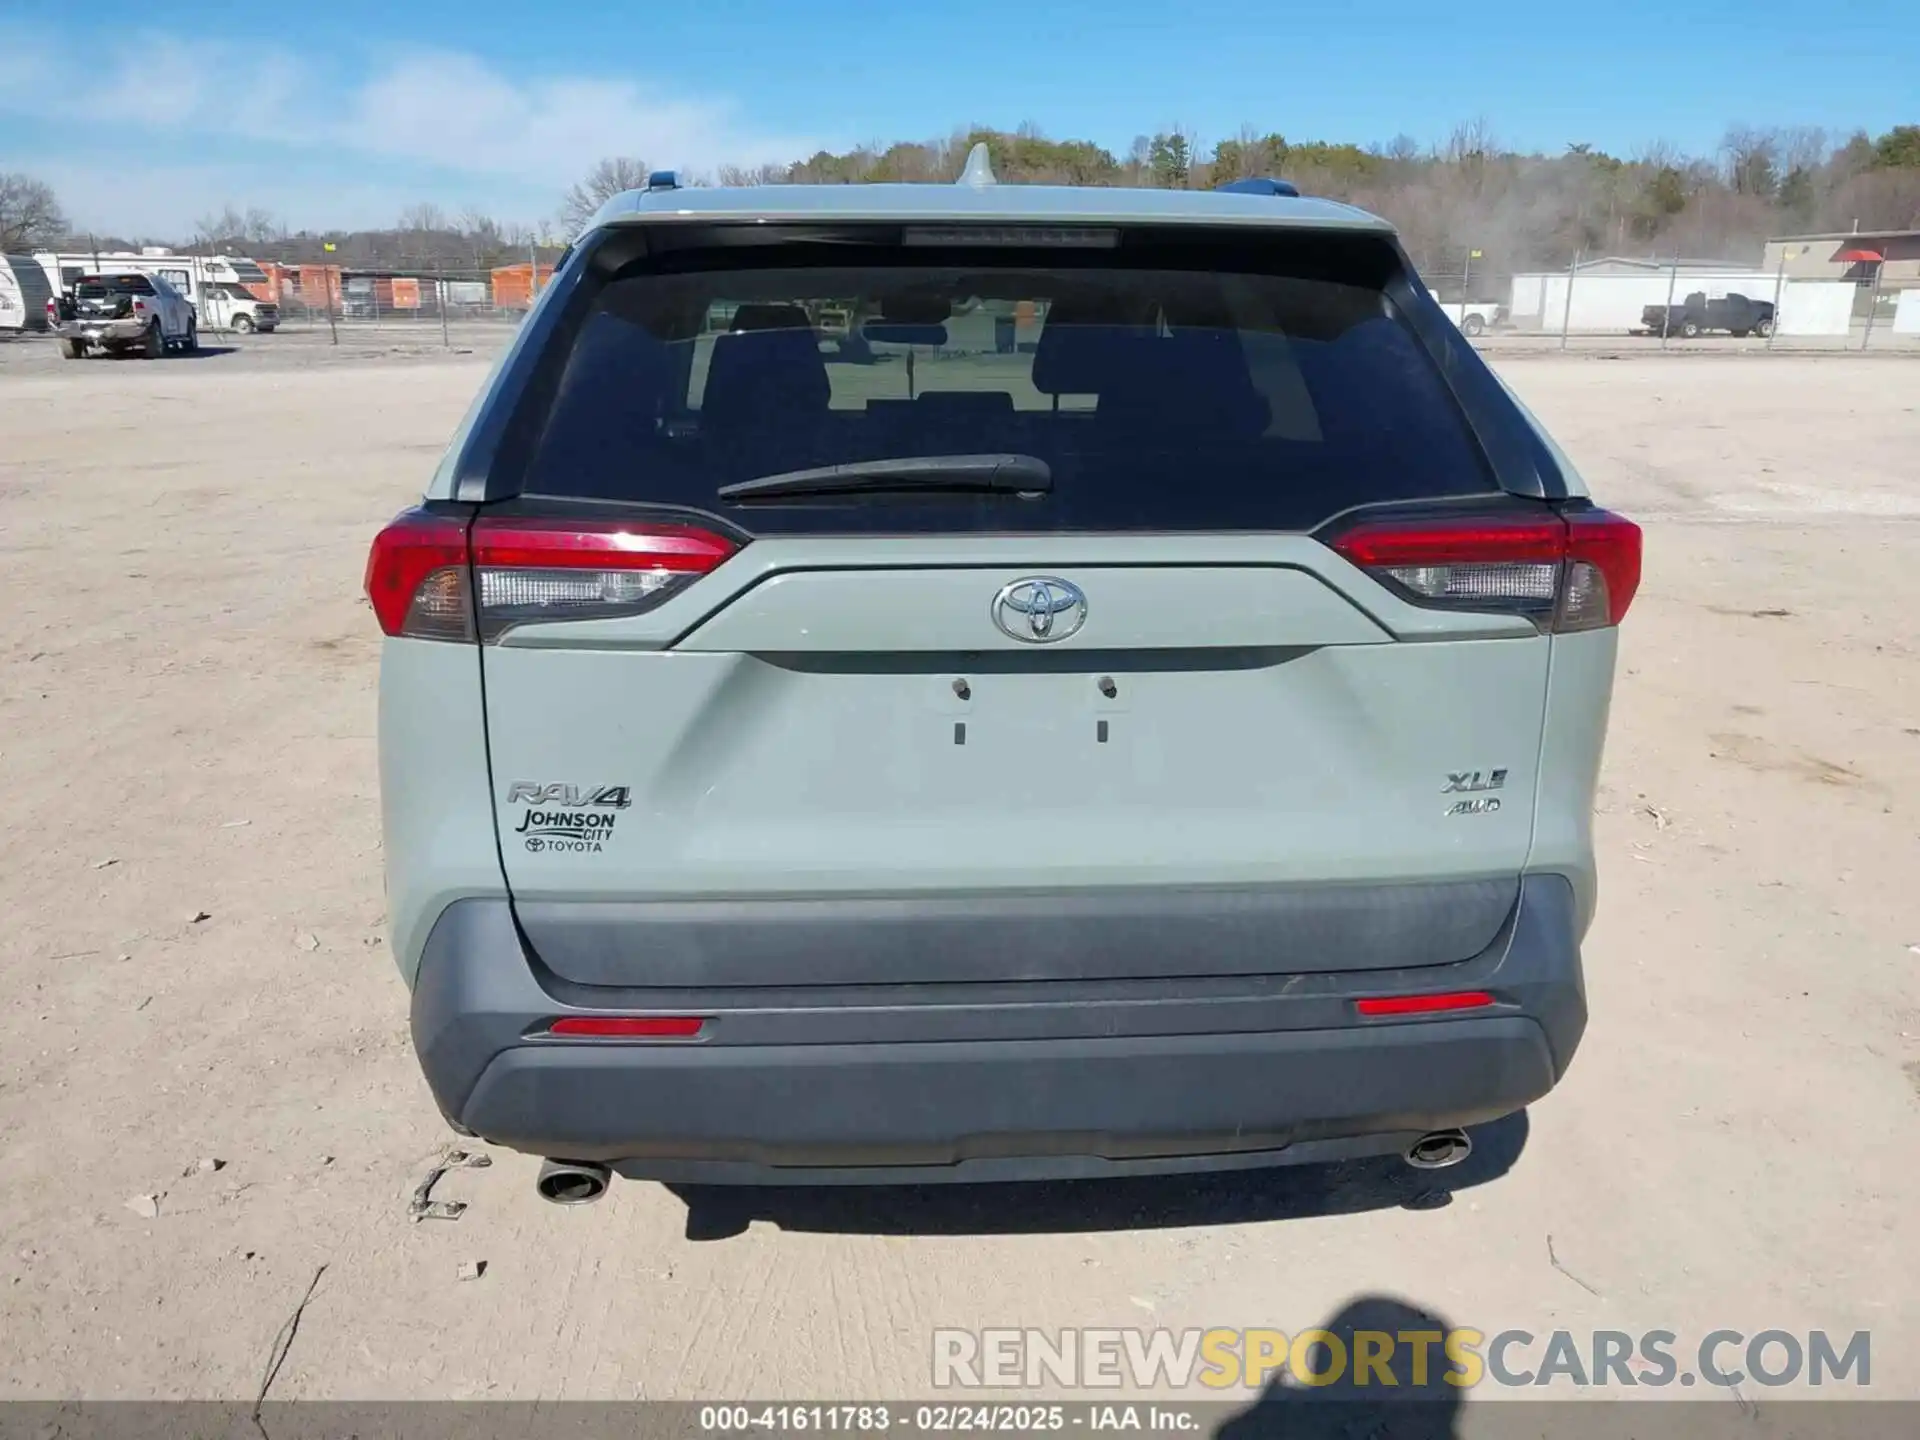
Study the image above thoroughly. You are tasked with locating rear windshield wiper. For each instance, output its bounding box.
[716,454,1051,502]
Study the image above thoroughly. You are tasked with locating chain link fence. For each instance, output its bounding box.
[255,259,549,343]
[1413,245,1919,352]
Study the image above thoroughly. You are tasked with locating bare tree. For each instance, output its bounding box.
[398,202,449,233]
[1,173,69,250]
[561,157,651,233]
[715,162,791,187]
[1720,125,1780,197]
[1778,127,1831,175]
[242,208,283,245]
[0,173,67,250]
[192,205,248,250]
[1384,133,1423,167]
[459,207,502,243]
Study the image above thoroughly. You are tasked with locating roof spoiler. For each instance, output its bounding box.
[1214,177,1301,198]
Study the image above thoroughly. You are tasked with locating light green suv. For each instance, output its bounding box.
[367,156,1640,1202]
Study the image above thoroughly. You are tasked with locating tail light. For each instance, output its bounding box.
[364,511,472,640]
[1356,990,1494,1017]
[543,1015,706,1039]
[470,517,735,639]
[1329,509,1641,632]
[364,511,737,642]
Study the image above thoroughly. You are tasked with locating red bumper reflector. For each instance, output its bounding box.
[1355,991,1494,1017]
[547,1015,705,1038]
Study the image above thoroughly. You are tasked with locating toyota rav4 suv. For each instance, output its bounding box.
[368,154,1639,1202]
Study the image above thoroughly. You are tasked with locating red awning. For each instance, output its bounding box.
[1832,246,1884,263]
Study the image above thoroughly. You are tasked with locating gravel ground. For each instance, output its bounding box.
[0,348,1915,1409]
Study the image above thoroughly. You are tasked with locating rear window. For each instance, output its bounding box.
[77,275,156,297]
[519,245,1496,533]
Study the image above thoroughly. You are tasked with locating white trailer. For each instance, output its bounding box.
[0,264,23,332]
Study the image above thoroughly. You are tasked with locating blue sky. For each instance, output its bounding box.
[0,0,1908,238]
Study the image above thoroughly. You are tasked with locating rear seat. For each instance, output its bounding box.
[701,305,831,479]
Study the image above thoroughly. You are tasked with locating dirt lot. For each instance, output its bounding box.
[1,341,1916,1407]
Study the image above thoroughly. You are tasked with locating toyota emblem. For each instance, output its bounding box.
[991,577,1087,644]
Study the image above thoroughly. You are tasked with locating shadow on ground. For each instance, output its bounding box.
[668,1112,1528,1241]
[85,345,241,361]
[1217,1295,1464,1439]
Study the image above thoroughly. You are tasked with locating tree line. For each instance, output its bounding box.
[711,120,1920,282]
[5,120,1915,289]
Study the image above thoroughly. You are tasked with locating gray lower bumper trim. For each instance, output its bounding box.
[463,1017,1556,1170]
[409,874,1584,1179]
[516,876,1521,988]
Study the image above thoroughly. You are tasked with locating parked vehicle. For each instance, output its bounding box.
[48,271,197,359]
[369,151,1641,1201]
[0,265,24,333]
[200,282,278,332]
[1640,290,1774,338]
[1,254,54,331]
[1429,290,1505,336]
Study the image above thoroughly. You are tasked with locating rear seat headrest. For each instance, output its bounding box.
[703,322,830,419]
[729,303,814,333]
[1031,297,1154,395]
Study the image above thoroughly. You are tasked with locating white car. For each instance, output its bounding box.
[1428,289,1504,337]
[198,281,279,333]
[50,271,198,359]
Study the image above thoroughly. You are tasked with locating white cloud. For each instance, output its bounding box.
[0,25,824,234]
[45,160,458,240]
[338,51,813,182]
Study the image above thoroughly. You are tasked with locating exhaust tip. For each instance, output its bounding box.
[1405,1129,1473,1171]
[536,1159,611,1205]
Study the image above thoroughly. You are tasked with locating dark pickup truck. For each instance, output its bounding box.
[1640,290,1774,338]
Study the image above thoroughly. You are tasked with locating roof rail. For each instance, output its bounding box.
[645,170,680,193]
[1214,177,1300,198]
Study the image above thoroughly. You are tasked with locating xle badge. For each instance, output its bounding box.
[507,780,631,854]
[1443,768,1507,817]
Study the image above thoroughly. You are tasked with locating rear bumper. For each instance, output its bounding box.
[410,875,1586,1184]
[56,318,147,343]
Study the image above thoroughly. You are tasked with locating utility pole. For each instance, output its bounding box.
[1767,247,1788,351]
[1659,247,1681,350]
[322,241,338,345]
[1560,250,1579,351]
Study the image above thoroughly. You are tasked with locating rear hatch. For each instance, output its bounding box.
[434,223,1625,989]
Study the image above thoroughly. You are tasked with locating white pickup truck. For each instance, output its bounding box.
[1428,290,1504,337]
[49,271,199,359]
